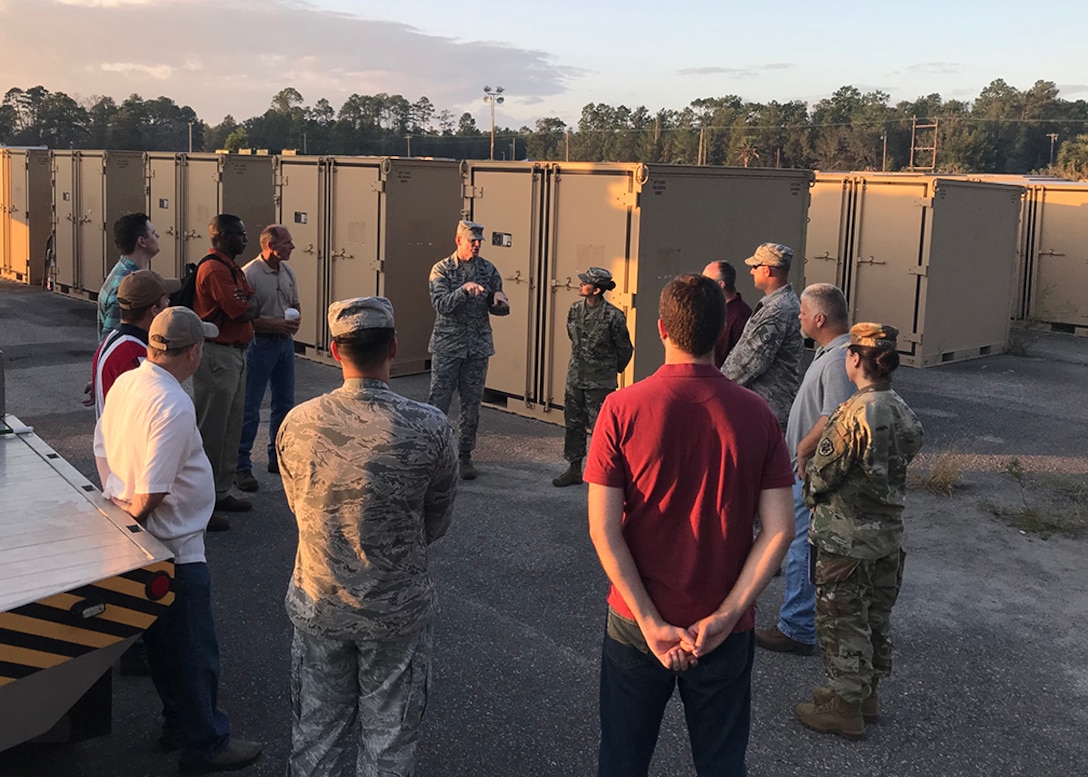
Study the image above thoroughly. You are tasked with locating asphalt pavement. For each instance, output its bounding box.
[1,279,1086,776]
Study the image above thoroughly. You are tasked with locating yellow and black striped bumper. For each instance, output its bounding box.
[0,560,174,686]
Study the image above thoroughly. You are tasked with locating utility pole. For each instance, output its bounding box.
[483,85,505,160]
[405,134,412,157]
[881,131,888,172]
[1047,132,1059,165]
[565,130,570,162]
[511,137,516,161]
[188,121,193,153]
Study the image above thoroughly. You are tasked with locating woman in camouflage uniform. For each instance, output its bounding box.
[794,322,924,740]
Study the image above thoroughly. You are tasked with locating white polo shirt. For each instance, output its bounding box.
[93,360,214,564]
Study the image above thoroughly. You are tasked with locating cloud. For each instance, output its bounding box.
[1058,83,1088,96]
[2,0,582,123]
[677,63,796,78]
[900,62,966,76]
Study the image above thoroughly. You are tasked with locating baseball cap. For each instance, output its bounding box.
[849,322,899,350]
[578,267,613,286]
[456,220,485,240]
[148,306,218,350]
[744,243,794,270]
[117,270,181,310]
[327,296,396,338]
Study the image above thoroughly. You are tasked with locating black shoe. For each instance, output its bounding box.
[207,514,231,532]
[267,459,280,475]
[214,495,252,513]
[179,738,262,774]
[233,471,258,493]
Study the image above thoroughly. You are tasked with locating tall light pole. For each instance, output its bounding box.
[188,121,194,153]
[483,85,504,161]
[1047,132,1059,165]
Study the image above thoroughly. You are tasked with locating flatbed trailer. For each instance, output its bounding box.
[0,407,174,751]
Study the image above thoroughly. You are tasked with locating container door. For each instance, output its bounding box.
[849,178,928,358]
[182,155,220,265]
[380,160,462,376]
[220,156,275,253]
[1031,186,1088,327]
[0,152,10,276]
[52,153,78,290]
[464,163,544,400]
[806,175,853,291]
[148,154,182,277]
[7,152,29,280]
[276,157,323,348]
[25,151,52,286]
[543,166,634,409]
[78,153,106,294]
[327,160,382,351]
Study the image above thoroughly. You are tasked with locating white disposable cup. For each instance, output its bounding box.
[284,307,300,321]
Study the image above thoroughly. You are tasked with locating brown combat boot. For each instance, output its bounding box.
[552,460,583,487]
[813,682,879,723]
[796,690,865,740]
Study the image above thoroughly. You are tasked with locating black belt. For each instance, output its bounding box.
[209,340,248,349]
[254,332,290,341]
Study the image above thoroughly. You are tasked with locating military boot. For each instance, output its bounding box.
[552,460,583,487]
[813,680,879,722]
[796,690,865,740]
[459,454,477,481]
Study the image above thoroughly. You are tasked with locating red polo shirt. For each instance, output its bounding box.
[194,250,254,346]
[585,363,793,631]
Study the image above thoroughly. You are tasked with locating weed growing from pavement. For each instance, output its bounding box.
[980,459,1088,539]
[911,450,965,495]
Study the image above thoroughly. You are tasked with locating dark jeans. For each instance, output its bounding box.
[237,334,295,472]
[598,630,754,777]
[143,562,230,763]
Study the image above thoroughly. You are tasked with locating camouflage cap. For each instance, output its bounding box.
[148,306,218,350]
[849,322,899,349]
[744,242,794,269]
[577,267,613,286]
[327,296,395,338]
[117,269,181,310]
[456,220,485,240]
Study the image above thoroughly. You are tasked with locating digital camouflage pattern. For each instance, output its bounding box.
[804,383,924,560]
[277,377,458,642]
[722,283,803,428]
[288,625,433,777]
[565,299,633,390]
[814,548,904,703]
[427,253,507,358]
[563,386,612,463]
[427,354,488,454]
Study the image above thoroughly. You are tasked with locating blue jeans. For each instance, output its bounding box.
[777,476,816,645]
[598,630,754,777]
[143,562,230,763]
[237,334,295,473]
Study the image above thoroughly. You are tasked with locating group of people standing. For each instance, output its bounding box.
[88,210,923,777]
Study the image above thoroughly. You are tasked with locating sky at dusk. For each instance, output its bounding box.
[3,0,1087,127]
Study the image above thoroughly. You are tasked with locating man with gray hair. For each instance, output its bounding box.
[426,219,510,480]
[234,224,300,492]
[722,243,803,429]
[95,306,262,773]
[278,297,459,777]
[756,283,854,656]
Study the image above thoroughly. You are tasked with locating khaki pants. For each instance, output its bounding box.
[193,342,246,499]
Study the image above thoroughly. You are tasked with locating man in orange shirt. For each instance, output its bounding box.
[193,214,260,526]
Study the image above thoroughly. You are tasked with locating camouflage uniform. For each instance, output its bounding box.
[563,299,633,462]
[804,382,924,703]
[277,376,459,777]
[427,252,507,454]
[722,283,803,429]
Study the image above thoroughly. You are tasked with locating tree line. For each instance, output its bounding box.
[3,80,1088,178]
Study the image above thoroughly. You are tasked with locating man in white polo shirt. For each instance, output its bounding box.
[94,306,262,775]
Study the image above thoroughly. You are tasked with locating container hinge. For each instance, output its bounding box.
[913,197,933,208]
[370,180,385,194]
[619,192,639,208]
[907,266,928,277]
[462,184,483,199]
[904,332,923,344]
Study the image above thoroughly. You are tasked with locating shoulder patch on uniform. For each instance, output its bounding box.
[818,438,836,457]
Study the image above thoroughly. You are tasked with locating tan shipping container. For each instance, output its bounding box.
[146,152,184,279]
[0,149,51,286]
[49,151,145,298]
[814,173,1023,367]
[462,162,813,423]
[1020,180,1088,329]
[274,156,461,373]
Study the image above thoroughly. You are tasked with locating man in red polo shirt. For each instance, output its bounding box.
[193,214,259,521]
[586,273,795,777]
